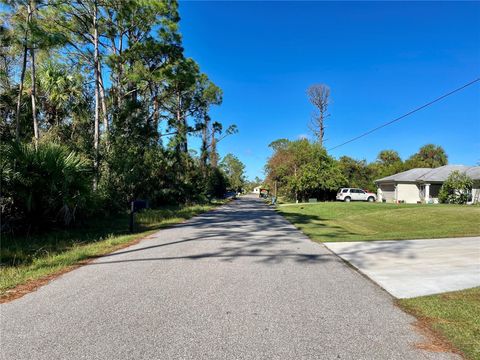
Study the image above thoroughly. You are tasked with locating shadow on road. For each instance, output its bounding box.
[89,196,416,268]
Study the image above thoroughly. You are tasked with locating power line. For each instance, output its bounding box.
[328,77,480,152]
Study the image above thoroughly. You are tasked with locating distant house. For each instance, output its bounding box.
[253,186,261,194]
[375,165,480,204]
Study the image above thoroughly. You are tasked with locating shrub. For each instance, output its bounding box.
[438,171,473,204]
[1,142,92,231]
[205,167,228,199]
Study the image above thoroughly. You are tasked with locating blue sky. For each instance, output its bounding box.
[180,1,480,180]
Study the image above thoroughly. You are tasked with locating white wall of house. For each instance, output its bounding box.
[396,183,421,203]
[378,182,422,203]
[253,187,261,194]
[471,185,480,204]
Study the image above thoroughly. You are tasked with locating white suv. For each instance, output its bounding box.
[336,188,376,202]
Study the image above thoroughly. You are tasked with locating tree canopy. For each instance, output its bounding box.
[265,140,451,201]
[220,153,246,192]
[0,0,237,231]
[265,139,345,201]
[406,144,448,168]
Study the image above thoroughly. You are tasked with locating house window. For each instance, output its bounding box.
[430,184,442,198]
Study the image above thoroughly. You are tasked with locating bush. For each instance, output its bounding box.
[438,171,473,204]
[205,167,228,199]
[99,142,211,209]
[1,142,92,231]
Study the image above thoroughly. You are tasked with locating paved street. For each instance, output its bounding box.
[324,237,480,298]
[0,196,459,359]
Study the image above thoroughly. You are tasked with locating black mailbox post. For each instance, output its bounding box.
[129,199,148,233]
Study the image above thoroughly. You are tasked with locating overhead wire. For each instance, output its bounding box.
[328,77,480,151]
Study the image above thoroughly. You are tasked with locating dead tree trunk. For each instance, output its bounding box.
[307,84,330,146]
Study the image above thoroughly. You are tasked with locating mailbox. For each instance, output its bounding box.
[131,199,148,213]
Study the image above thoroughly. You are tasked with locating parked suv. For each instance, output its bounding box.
[336,188,376,202]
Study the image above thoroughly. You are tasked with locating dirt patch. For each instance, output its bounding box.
[397,302,464,358]
[413,319,460,354]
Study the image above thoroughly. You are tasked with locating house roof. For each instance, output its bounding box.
[466,167,480,180]
[375,168,431,183]
[417,165,473,182]
[375,165,480,184]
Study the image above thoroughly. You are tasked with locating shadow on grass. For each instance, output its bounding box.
[280,211,360,240]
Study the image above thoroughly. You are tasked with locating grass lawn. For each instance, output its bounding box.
[0,202,222,299]
[277,202,480,242]
[399,287,480,360]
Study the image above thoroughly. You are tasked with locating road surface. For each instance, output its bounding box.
[0,196,458,359]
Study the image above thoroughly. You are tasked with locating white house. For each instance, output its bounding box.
[375,165,480,204]
[253,186,261,194]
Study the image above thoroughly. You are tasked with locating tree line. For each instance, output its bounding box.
[265,140,448,202]
[0,0,244,232]
[264,83,449,202]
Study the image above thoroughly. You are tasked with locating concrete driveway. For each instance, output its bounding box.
[1,196,459,359]
[324,237,480,298]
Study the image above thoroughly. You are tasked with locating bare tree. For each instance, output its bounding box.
[307,84,330,146]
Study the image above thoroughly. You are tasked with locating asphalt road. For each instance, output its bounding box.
[0,196,459,359]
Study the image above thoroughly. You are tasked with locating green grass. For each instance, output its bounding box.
[399,287,480,360]
[277,202,480,242]
[0,202,223,296]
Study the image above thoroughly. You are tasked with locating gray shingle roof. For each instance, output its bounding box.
[375,168,432,183]
[466,167,480,180]
[417,165,472,182]
[375,165,480,183]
